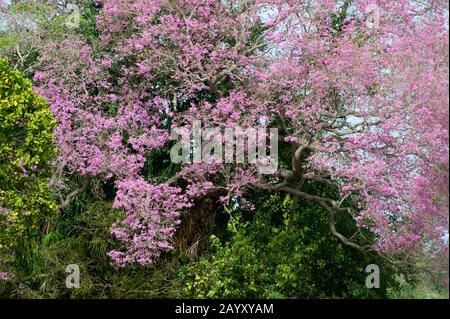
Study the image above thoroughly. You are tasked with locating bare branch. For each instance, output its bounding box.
[278,186,373,253]
[58,176,91,210]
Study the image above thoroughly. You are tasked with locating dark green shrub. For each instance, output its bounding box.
[178,193,402,299]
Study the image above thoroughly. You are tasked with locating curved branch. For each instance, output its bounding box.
[292,142,315,175]
[278,186,373,253]
[280,186,335,205]
[58,176,91,210]
[48,160,66,189]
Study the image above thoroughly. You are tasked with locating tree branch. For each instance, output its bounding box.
[58,176,91,210]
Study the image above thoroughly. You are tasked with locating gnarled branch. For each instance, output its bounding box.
[58,176,91,210]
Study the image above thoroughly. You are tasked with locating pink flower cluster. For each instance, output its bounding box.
[108,179,191,267]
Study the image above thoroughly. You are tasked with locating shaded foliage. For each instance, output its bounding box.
[0,59,56,266]
[178,193,401,299]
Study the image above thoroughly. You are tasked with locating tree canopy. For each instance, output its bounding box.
[0,0,448,298]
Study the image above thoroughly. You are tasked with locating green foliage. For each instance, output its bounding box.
[387,273,449,299]
[0,200,181,298]
[0,59,56,259]
[178,193,401,299]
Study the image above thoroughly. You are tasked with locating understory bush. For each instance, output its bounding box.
[178,194,403,299]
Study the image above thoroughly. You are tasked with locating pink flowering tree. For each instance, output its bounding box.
[32,0,448,269]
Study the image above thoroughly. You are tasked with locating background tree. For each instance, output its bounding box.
[179,192,401,299]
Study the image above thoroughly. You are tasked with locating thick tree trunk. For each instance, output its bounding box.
[173,197,219,261]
